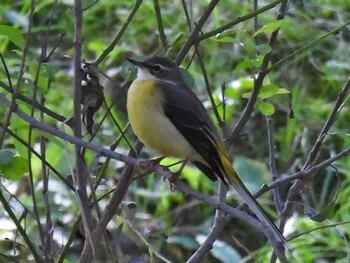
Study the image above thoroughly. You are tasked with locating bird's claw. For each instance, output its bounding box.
[139,157,165,172]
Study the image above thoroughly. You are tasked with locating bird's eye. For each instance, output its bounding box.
[152,65,161,72]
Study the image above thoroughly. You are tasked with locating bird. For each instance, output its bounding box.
[126,56,285,245]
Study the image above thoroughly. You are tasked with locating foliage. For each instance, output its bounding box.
[0,0,350,262]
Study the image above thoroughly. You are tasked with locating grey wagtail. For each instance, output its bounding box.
[126,56,285,244]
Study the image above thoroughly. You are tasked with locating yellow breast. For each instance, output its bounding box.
[127,79,199,159]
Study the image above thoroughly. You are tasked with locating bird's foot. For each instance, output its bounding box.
[139,156,165,173]
[166,159,188,190]
[173,159,188,177]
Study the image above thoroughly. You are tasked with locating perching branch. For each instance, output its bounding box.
[0,91,289,261]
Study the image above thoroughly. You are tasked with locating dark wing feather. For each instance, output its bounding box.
[192,161,217,182]
[159,81,226,183]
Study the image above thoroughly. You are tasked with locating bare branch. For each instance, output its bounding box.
[175,0,219,64]
[0,93,138,166]
[196,0,283,42]
[153,0,167,53]
[93,0,143,65]
[304,76,350,168]
[0,0,36,148]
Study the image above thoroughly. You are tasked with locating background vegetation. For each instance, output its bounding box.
[0,0,350,262]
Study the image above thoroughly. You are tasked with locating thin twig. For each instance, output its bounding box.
[72,0,96,261]
[278,75,350,237]
[195,47,222,125]
[229,0,290,141]
[93,123,130,191]
[196,0,283,42]
[0,0,35,148]
[188,143,350,262]
[89,98,133,150]
[152,0,167,52]
[4,86,350,262]
[57,216,82,263]
[252,146,350,200]
[175,0,219,64]
[122,208,172,263]
[0,93,139,166]
[93,0,143,65]
[0,80,74,127]
[0,191,43,262]
[270,20,350,72]
[288,220,350,241]
[46,33,65,61]
[5,89,347,198]
[266,116,284,213]
[37,2,60,259]
[187,214,228,262]
[27,37,46,254]
[0,52,13,92]
[0,123,74,190]
[87,141,143,259]
[303,76,350,168]
[181,0,192,31]
[40,97,54,262]
[190,2,290,260]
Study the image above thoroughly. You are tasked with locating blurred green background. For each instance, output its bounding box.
[0,0,350,262]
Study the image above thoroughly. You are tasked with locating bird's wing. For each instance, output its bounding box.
[159,82,286,245]
[159,81,226,183]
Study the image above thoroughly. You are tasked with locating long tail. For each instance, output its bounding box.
[217,142,286,244]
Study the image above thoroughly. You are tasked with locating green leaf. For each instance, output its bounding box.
[246,86,289,99]
[258,101,275,116]
[41,63,60,78]
[234,156,268,193]
[28,60,49,92]
[237,79,255,98]
[308,202,337,222]
[0,156,28,180]
[256,43,272,55]
[0,25,25,48]
[210,239,241,263]
[305,168,340,222]
[180,67,195,89]
[211,36,236,43]
[10,115,30,159]
[233,59,252,72]
[88,40,106,53]
[211,29,236,43]
[259,84,279,99]
[242,38,257,56]
[242,91,251,99]
[0,149,15,164]
[251,55,264,68]
[240,78,254,89]
[171,32,185,46]
[215,29,236,39]
[168,236,198,250]
[253,19,290,37]
[181,165,202,190]
[196,235,241,263]
[276,88,290,94]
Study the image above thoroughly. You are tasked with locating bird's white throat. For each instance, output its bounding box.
[136,68,157,81]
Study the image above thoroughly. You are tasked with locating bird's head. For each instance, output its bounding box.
[127,56,183,84]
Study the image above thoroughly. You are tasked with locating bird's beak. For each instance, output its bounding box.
[126,58,147,68]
